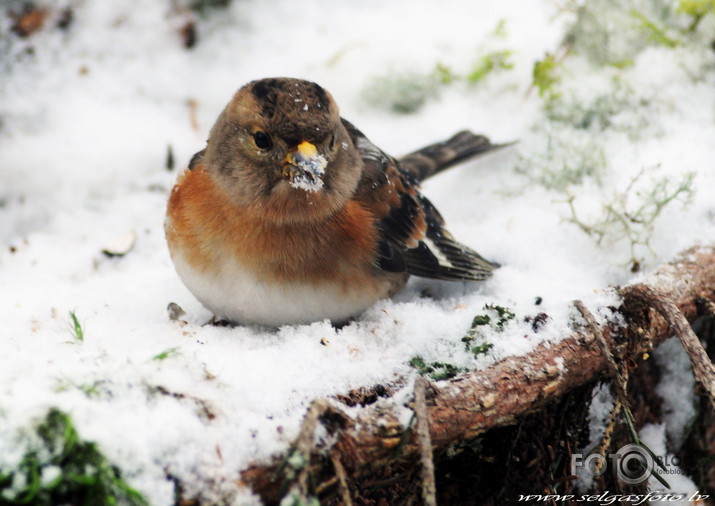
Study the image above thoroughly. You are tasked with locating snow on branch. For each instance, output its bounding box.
[241,246,715,503]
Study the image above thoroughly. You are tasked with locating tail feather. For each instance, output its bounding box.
[399,131,513,182]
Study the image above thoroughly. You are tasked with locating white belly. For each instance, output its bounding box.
[171,251,386,326]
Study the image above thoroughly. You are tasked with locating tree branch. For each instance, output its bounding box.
[242,246,715,503]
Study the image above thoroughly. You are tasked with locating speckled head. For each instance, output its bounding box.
[203,78,362,224]
[249,78,335,145]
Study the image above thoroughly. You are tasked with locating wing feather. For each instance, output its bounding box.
[343,118,498,281]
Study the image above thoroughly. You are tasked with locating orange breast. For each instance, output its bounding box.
[166,165,379,285]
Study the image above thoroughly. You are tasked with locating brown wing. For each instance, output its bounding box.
[343,119,498,281]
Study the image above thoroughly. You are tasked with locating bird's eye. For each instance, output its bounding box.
[328,134,336,150]
[252,131,273,150]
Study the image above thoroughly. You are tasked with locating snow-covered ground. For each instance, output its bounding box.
[1,0,714,503]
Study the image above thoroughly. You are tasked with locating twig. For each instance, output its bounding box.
[314,476,337,495]
[414,377,437,506]
[574,301,629,472]
[295,399,332,495]
[573,300,627,400]
[594,397,622,475]
[623,284,715,410]
[329,450,352,506]
[186,98,200,132]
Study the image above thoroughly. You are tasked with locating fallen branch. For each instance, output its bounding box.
[242,246,715,503]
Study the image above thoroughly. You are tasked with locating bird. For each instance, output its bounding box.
[165,77,502,327]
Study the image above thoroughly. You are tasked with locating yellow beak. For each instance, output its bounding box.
[281,141,328,192]
[283,141,319,169]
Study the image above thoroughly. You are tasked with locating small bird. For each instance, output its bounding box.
[166,77,501,326]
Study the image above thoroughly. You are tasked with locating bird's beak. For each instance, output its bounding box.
[282,141,328,192]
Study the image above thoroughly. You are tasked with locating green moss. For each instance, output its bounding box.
[493,19,508,38]
[468,343,494,357]
[189,0,233,15]
[532,53,562,100]
[470,314,491,327]
[364,46,515,114]
[630,10,680,48]
[561,0,688,66]
[467,50,514,84]
[0,409,147,505]
[461,304,516,358]
[545,84,648,134]
[433,62,456,85]
[362,71,440,114]
[515,133,606,192]
[678,0,715,30]
[483,304,516,330]
[408,356,465,381]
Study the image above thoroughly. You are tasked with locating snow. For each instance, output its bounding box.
[653,338,697,450]
[1,0,714,503]
[288,151,327,192]
[640,423,699,501]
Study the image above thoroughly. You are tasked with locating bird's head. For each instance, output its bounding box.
[204,78,362,224]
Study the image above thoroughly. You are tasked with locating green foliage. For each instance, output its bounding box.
[0,409,147,505]
[678,0,715,30]
[517,115,694,270]
[76,380,112,399]
[280,490,320,506]
[362,71,440,114]
[433,62,456,85]
[409,304,516,381]
[678,0,715,16]
[467,342,493,356]
[630,10,680,48]
[559,0,712,68]
[467,50,514,84]
[470,314,491,327]
[515,134,606,192]
[492,19,508,38]
[151,347,180,361]
[483,304,516,329]
[408,305,517,377]
[607,59,636,69]
[520,0,715,272]
[189,0,232,15]
[462,304,515,358]
[55,379,112,399]
[532,53,562,100]
[564,167,695,270]
[521,0,707,270]
[408,356,465,381]
[545,85,648,134]
[559,0,715,69]
[363,43,515,114]
[68,311,84,342]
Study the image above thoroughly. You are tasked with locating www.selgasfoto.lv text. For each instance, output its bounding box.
[518,490,710,505]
